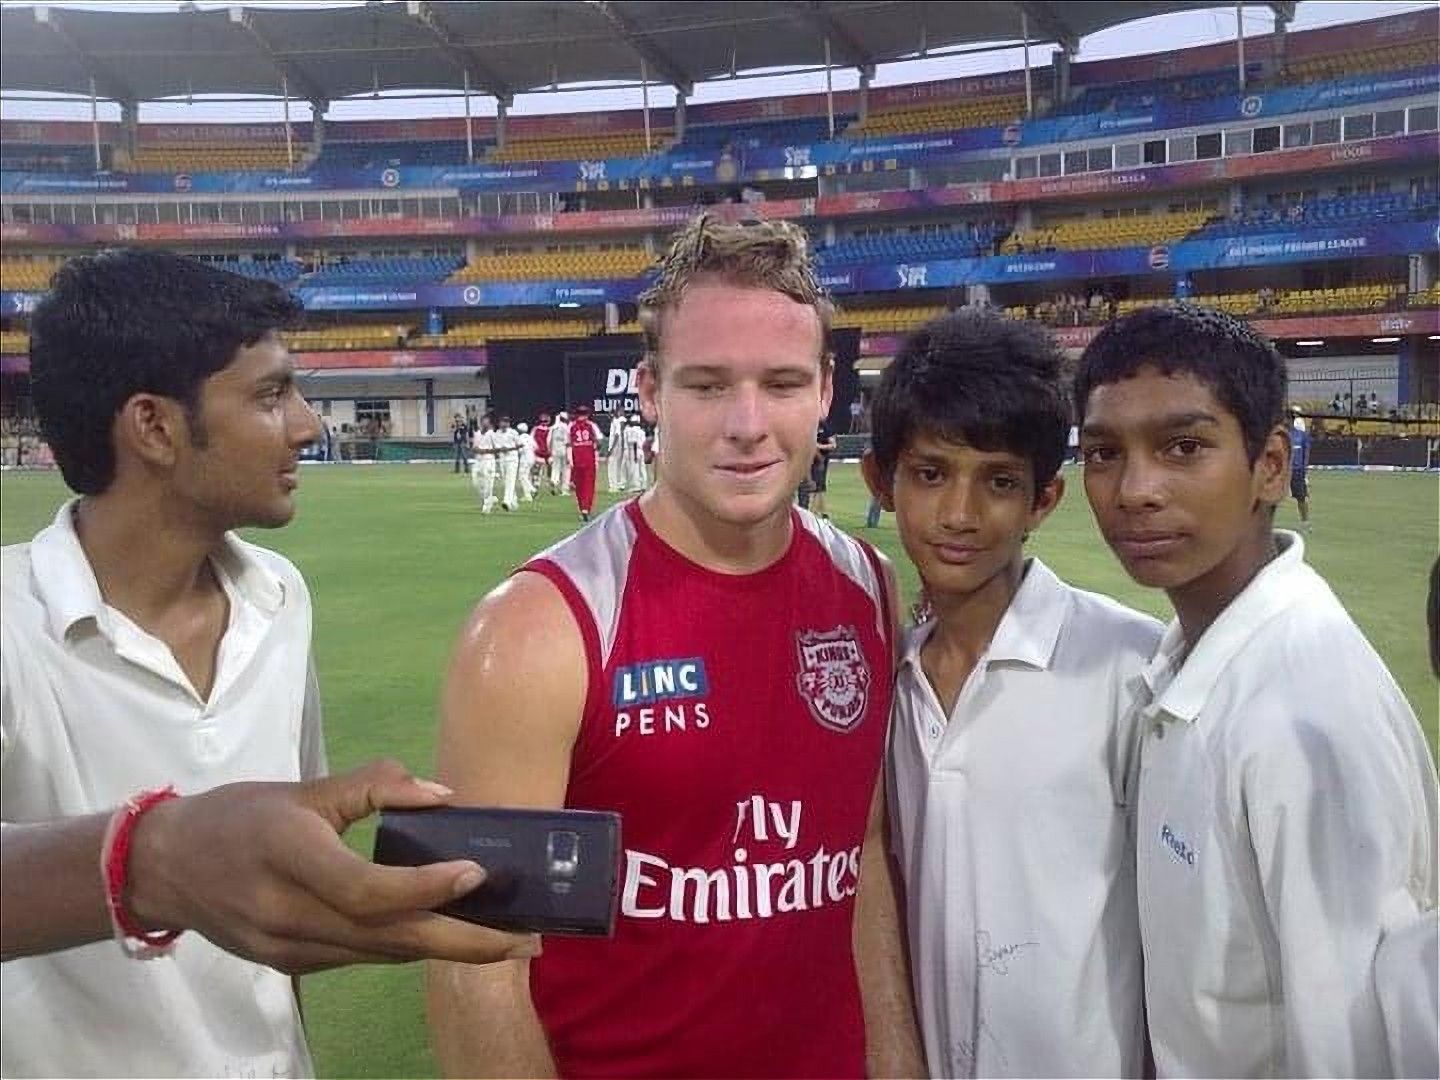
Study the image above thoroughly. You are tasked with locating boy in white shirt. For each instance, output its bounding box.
[864,309,1160,1078]
[515,422,536,503]
[493,416,520,512]
[1074,305,1437,1078]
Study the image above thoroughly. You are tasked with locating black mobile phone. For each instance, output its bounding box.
[373,806,621,936]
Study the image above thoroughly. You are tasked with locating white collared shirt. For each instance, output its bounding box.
[888,558,1162,1078]
[1134,531,1437,1079]
[1,500,325,1078]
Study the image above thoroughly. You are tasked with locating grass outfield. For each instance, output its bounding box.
[2,462,1436,1077]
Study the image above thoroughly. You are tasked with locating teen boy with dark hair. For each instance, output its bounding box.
[865,308,1160,1077]
[1074,305,1437,1078]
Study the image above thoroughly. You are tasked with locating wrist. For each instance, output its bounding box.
[121,793,186,935]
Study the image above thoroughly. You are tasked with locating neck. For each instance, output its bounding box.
[924,556,1026,659]
[637,484,793,575]
[1170,526,1280,648]
[73,490,226,623]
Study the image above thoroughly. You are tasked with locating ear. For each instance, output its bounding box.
[637,357,660,425]
[114,393,188,470]
[1254,423,1290,508]
[1026,473,1064,536]
[861,449,894,511]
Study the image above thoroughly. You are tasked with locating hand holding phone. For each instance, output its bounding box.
[373,806,621,937]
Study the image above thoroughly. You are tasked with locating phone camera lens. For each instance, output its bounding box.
[548,830,580,877]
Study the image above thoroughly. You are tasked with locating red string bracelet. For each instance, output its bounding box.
[101,786,183,959]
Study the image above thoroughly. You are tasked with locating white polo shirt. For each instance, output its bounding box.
[888,558,1162,1078]
[1,500,325,1079]
[1133,531,1437,1078]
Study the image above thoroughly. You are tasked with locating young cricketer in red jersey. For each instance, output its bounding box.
[567,406,602,522]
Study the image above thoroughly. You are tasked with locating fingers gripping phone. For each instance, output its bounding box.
[373,807,621,936]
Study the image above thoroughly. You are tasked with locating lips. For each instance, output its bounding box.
[1109,531,1186,560]
[931,542,986,565]
[717,460,781,478]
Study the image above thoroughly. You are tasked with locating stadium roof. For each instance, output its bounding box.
[0,1,1294,106]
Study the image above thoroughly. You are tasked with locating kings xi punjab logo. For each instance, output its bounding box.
[795,626,871,733]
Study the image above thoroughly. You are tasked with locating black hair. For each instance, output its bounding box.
[870,308,1067,499]
[28,248,302,496]
[1073,304,1287,463]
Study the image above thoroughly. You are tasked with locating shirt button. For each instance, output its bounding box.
[928,723,942,739]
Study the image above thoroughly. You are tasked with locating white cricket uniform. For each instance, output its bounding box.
[551,419,571,492]
[471,429,497,512]
[494,428,520,510]
[1375,911,1439,1079]
[1133,531,1437,1078]
[623,423,648,491]
[517,432,537,501]
[606,415,624,493]
[1,501,324,1078]
[889,558,1162,1078]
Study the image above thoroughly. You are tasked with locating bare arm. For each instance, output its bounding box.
[853,772,925,1079]
[427,571,587,1079]
[1,761,538,970]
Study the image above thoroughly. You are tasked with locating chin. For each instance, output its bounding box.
[1116,557,1184,590]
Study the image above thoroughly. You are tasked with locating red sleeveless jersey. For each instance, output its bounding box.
[523,500,893,1078]
[534,423,552,458]
[568,419,600,469]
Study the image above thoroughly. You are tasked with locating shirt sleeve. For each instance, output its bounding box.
[298,654,328,781]
[1242,688,1436,1077]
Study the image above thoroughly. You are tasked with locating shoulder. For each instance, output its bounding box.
[1,542,43,647]
[230,537,312,607]
[1,541,37,601]
[1061,580,1165,658]
[794,510,893,607]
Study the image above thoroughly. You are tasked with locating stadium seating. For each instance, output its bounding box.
[448,249,653,283]
[225,260,307,285]
[817,225,1010,266]
[1406,284,1440,308]
[679,118,845,151]
[487,132,674,163]
[284,325,413,351]
[0,330,30,354]
[0,143,105,172]
[1004,211,1212,253]
[313,139,487,170]
[1282,41,1436,84]
[120,143,296,173]
[1060,70,1242,115]
[832,305,949,334]
[1104,283,1410,320]
[304,256,464,288]
[410,318,600,347]
[0,258,64,291]
[845,96,1027,139]
[1203,191,1436,235]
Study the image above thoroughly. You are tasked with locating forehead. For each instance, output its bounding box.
[205,330,292,388]
[1083,367,1231,428]
[658,280,823,369]
[902,429,1028,466]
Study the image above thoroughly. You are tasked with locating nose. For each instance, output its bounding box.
[1114,454,1167,512]
[936,476,980,532]
[722,383,766,446]
[290,393,324,448]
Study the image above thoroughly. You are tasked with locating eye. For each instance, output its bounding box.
[911,464,943,485]
[1082,446,1118,466]
[990,473,1022,492]
[1166,437,1204,459]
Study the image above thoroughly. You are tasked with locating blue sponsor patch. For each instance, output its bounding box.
[612,657,709,706]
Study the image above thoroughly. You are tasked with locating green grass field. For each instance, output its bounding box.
[2,462,1436,1077]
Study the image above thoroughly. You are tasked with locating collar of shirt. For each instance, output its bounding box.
[1140,530,1315,724]
[30,498,286,645]
[900,556,1071,676]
